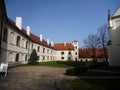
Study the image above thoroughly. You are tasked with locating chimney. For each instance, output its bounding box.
[26,26,30,36]
[40,34,42,41]
[64,42,66,46]
[16,17,22,30]
[51,41,54,47]
[47,39,50,45]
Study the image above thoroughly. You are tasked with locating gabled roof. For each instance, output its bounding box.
[7,18,54,49]
[54,43,74,50]
[113,6,120,16]
[79,48,108,58]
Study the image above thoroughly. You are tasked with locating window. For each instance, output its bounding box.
[61,52,64,55]
[31,44,33,50]
[38,46,40,52]
[16,36,20,46]
[26,41,28,49]
[43,48,45,53]
[68,51,71,55]
[3,28,8,42]
[76,52,77,55]
[15,54,19,62]
[68,57,71,60]
[10,32,15,44]
[43,56,45,60]
[25,55,27,61]
[61,57,64,60]
[75,46,77,49]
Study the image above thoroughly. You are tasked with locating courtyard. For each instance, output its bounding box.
[0,63,120,90]
[0,66,74,90]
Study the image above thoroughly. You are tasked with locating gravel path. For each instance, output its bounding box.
[0,66,77,90]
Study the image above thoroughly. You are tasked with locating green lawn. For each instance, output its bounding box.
[71,79,120,90]
[24,61,86,68]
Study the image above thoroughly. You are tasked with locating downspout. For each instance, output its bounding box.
[0,15,4,52]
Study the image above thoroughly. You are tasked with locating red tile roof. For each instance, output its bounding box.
[79,48,108,58]
[7,18,54,49]
[54,43,74,50]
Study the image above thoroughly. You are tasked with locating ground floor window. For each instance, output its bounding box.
[68,57,71,61]
[61,57,64,60]
[15,54,19,62]
[25,55,27,61]
[75,58,77,61]
[43,56,45,60]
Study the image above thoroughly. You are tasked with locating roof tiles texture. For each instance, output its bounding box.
[7,18,53,49]
[54,43,74,50]
[79,48,108,58]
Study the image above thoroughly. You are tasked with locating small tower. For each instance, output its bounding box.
[72,40,79,61]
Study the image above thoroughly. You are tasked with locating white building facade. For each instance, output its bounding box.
[0,0,79,65]
[108,7,120,66]
[54,41,79,61]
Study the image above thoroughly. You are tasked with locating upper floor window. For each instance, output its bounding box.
[16,36,20,46]
[26,41,28,49]
[61,52,64,55]
[38,46,40,52]
[31,44,33,50]
[75,46,77,49]
[3,27,8,42]
[43,48,45,53]
[10,32,15,44]
[68,51,71,55]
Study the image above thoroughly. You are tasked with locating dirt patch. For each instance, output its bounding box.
[0,66,76,90]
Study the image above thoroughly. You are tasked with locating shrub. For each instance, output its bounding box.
[28,49,39,64]
[74,66,88,75]
[66,68,75,76]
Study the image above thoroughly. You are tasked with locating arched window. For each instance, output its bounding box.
[16,36,20,46]
[26,41,28,49]
[15,54,19,62]
[61,52,64,55]
[3,27,8,42]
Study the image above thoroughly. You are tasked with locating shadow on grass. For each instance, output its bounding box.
[71,79,120,90]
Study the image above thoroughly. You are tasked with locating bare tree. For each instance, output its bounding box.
[84,34,100,61]
[97,24,108,63]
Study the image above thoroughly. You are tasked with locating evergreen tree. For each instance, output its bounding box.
[28,49,39,64]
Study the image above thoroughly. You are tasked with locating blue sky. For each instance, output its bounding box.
[5,0,120,47]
